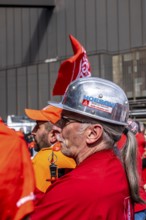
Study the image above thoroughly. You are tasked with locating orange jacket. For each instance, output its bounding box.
[0,120,35,220]
[32,143,76,193]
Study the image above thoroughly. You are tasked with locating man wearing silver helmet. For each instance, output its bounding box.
[29,77,143,220]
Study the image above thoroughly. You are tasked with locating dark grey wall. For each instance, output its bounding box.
[0,0,145,120]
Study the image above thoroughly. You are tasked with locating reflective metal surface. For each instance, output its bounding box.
[49,77,129,125]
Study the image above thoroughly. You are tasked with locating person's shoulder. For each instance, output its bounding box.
[54,151,76,167]
[32,148,52,159]
[136,132,145,141]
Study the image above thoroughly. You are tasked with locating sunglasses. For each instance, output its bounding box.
[57,116,90,128]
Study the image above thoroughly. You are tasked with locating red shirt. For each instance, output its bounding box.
[30,149,133,220]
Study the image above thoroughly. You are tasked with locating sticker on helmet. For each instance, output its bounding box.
[82,95,114,114]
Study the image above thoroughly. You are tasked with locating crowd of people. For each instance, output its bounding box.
[1,77,146,220]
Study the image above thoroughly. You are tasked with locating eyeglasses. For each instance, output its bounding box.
[57,116,89,128]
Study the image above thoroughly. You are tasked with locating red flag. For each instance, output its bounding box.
[52,34,91,96]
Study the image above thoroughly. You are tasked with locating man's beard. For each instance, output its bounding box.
[34,133,50,152]
[34,142,41,152]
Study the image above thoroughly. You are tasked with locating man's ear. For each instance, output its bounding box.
[86,124,103,144]
[48,130,57,144]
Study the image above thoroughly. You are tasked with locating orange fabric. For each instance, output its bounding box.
[0,120,35,220]
[25,105,62,123]
[32,143,76,192]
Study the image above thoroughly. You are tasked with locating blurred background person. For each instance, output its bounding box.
[117,118,146,220]
[25,105,76,196]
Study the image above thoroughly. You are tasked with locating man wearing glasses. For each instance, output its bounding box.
[29,77,143,220]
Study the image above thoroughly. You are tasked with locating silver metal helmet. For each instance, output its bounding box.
[49,77,129,125]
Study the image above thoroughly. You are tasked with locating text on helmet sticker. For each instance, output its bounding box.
[82,95,114,114]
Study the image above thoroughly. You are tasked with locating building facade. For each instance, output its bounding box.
[0,0,146,120]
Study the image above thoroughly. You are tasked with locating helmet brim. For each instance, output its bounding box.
[48,101,128,126]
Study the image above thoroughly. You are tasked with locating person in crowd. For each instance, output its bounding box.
[0,117,35,220]
[117,118,146,220]
[135,121,146,200]
[28,77,143,220]
[135,120,146,159]
[24,132,35,157]
[134,120,146,220]
[25,105,76,194]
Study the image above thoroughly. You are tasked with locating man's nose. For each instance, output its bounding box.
[32,125,38,134]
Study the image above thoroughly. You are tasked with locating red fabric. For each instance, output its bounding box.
[134,151,146,212]
[117,133,127,149]
[136,132,145,158]
[117,133,146,213]
[34,188,45,206]
[0,120,35,220]
[135,132,146,185]
[135,134,146,212]
[30,149,133,220]
[117,132,145,158]
[136,133,146,184]
[52,34,91,96]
